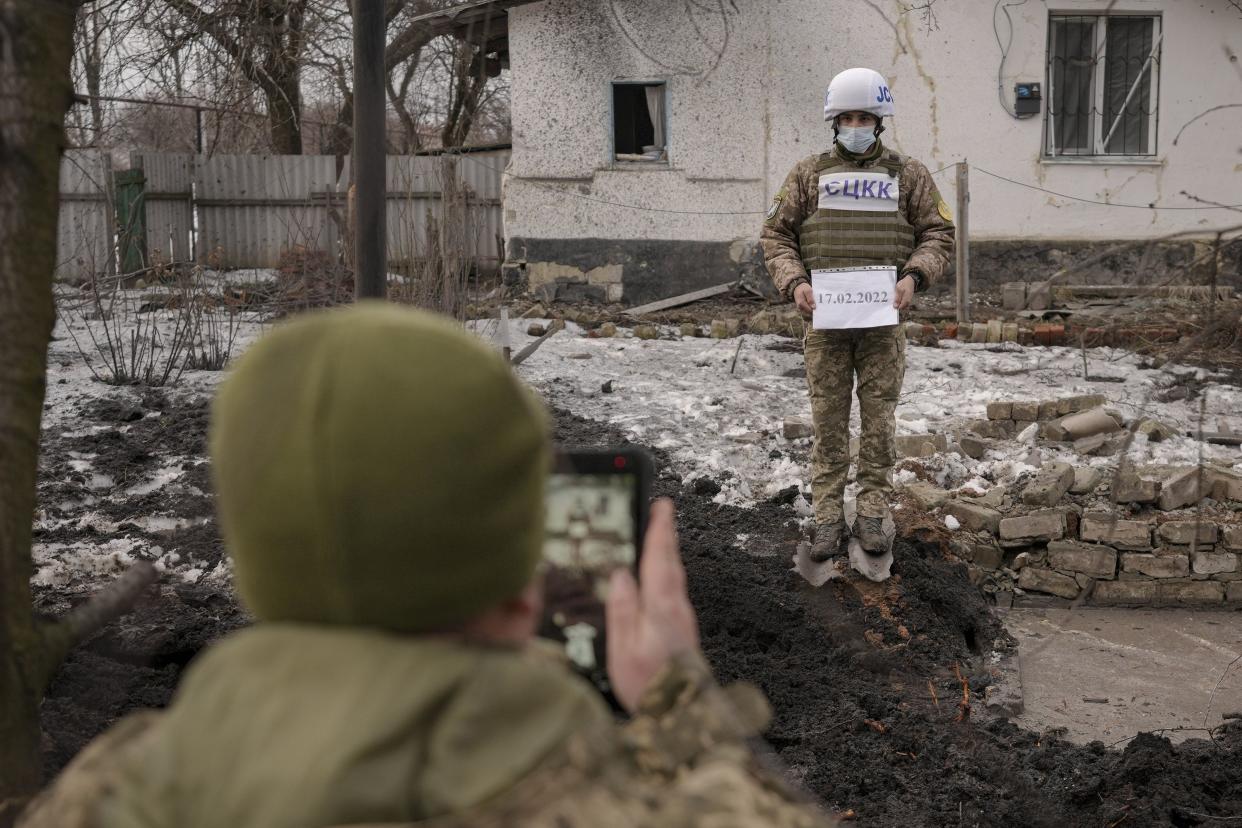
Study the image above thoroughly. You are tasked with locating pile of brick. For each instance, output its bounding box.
[1009,513,1242,606]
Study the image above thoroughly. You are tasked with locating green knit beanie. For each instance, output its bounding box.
[209,302,548,633]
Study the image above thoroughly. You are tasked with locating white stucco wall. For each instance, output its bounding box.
[506,0,1242,244]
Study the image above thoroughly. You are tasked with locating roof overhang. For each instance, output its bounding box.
[408,0,541,66]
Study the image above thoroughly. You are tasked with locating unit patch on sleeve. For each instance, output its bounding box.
[937,197,953,222]
[765,187,786,221]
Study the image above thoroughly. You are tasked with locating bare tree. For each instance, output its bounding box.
[143,0,312,154]
[1,3,159,816]
[1,0,86,812]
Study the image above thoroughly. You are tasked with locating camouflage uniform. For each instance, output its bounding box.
[19,632,836,828]
[760,142,954,524]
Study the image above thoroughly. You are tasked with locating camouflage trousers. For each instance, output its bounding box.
[803,325,906,525]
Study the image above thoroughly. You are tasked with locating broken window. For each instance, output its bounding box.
[613,82,667,162]
[1046,14,1161,157]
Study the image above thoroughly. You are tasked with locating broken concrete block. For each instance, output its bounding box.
[1027,282,1050,310]
[1080,515,1152,550]
[710,319,740,339]
[1036,401,1059,421]
[597,322,618,338]
[1157,581,1225,605]
[1002,282,1028,310]
[679,322,699,338]
[971,543,1003,569]
[1122,552,1190,578]
[1157,466,1205,511]
[526,323,547,337]
[521,303,546,319]
[970,322,988,343]
[1094,580,1156,605]
[895,433,948,458]
[1206,468,1242,502]
[782,417,814,440]
[1070,467,1103,495]
[1040,418,1070,442]
[986,319,1003,343]
[944,500,1002,535]
[747,310,776,335]
[958,434,992,460]
[1000,510,1067,543]
[976,485,1008,509]
[1192,549,1238,575]
[1018,567,1080,599]
[1113,469,1161,504]
[1047,540,1117,579]
[1228,582,1242,602]
[1012,551,1030,571]
[1135,418,1178,442]
[1067,394,1107,412]
[967,419,1015,440]
[1010,401,1039,422]
[1002,323,1019,343]
[634,324,660,340]
[1157,520,1218,546]
[1222,525,1242,551]
[1060,408,1121,441]
[986,401,1013,421]
[905,481,950,511]
[1021,462,1075,507]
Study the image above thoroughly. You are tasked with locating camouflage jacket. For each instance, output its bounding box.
[760,142,955,301]
[20,630,835,828]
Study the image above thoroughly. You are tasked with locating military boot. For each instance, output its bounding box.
[856,516,890,555]
[810,521,846,562]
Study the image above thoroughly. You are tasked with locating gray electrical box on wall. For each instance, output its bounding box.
[1014,82,1041,115]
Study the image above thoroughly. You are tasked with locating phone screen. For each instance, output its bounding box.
[540,449,649,694]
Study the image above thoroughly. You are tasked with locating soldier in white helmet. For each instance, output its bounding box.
[760,68,955,564]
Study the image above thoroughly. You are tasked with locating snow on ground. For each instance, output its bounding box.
[477,318,1242,510]
[34,303,1242,588]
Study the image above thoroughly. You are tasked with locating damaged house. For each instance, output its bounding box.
[467,0,1242,303]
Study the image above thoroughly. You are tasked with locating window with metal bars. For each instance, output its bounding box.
[1045,14,1162,157]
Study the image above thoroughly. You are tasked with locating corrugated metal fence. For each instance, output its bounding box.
[56,147,510,280]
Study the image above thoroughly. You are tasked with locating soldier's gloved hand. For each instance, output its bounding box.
[793,282,816,317]
[605,499,701,712]
[893,275,916,310]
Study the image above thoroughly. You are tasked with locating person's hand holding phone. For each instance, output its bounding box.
[605,499,701,712]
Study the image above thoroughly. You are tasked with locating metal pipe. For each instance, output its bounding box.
[955,161,970,324]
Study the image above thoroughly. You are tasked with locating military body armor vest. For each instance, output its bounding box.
[799,147,915,273]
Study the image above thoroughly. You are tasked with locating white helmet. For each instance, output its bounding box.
[823,67,895,121]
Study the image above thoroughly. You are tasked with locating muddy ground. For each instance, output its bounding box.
[34,393,1242,826]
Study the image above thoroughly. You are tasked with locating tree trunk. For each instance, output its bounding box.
[265,73,304,155]
[0,0,82,811]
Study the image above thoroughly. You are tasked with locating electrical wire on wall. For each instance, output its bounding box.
[993,0,1035,119]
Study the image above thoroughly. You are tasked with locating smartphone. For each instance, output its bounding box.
[539,447,653,695]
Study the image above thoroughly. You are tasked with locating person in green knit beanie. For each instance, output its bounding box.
[20,303,835,828]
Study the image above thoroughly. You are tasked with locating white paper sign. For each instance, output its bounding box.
[817,171,900,212]
[811,267,900,330]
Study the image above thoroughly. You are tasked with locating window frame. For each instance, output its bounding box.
[609,79,669,165]
[1044,12,1162,159]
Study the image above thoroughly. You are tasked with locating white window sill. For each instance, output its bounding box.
[605,160,675,170]
[1040,156,1165,167]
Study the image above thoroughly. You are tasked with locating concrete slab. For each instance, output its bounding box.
[1003,608,1242,745]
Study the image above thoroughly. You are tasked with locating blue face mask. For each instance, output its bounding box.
[837,125,877,154]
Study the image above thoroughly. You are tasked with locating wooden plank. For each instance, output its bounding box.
[510,319,564,366]
[623,282,735,316]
